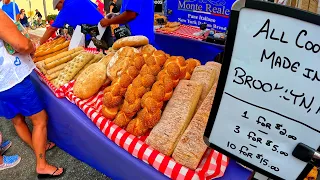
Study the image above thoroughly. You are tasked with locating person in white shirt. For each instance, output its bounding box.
[0,10,64,178]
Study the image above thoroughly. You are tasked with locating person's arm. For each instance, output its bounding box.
[0,10,34,54]
[40,12,64,44]
[15,3,20,21]
[100,11,137,27]
[40,26,58,45]
[109,5,114,13]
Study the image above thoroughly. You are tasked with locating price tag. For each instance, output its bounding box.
[114,25,131,40]
[205,1,320,179]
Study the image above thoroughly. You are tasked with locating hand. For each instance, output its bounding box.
[100,19,110,27]
[106,12,119,19]
[30,41,36,57]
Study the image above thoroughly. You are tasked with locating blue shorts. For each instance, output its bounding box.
[0,76,44,119]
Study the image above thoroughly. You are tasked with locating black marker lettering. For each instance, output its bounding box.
[280,32,288,43]
[303,68,314,79]
[270,29,279,40]
[253,19,270,39]
[312,71,320,82]
[233,67,246,85]
[305,41,314,51]
[296,30,307,48]
[313,44,320,53]
[290,90,304,105]
[260,49,275,69]
[244,76,253,88]
[274,56,281,68]
[299,96,314,113]
[291,62,300,72]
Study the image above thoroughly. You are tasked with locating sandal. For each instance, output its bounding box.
[0,140,12,155]
[0,155,21,171]
[37,167,64,179]
[46,142,56,152]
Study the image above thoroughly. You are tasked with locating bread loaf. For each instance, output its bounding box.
[161,26,180,32]
[191,66,217,110]
[36,37,65,52]
[145,80,203,156]
[126,56,199,136]
[102,53,145,119]
[165,22,181,28]
[107,47,139,81]
[205,62,221,78]
[139,44,156,54]
[54,52,94,87]
[99,52,115,66]
[185,58,201,79]
[35,61,47,74]
[33,47,68,62]
[45,50,83,70]
[172,84,217,169]
[44,47,84,65]
[46,70,63,81]
[74,63,108,99]
[74,53,104,80]
[112,35,149,50]
[46,63,67,75]
[113,50,167,127]
[35,40,70,57]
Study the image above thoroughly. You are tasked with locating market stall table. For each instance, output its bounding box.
[30,71,251,179]
[154,32,224,64]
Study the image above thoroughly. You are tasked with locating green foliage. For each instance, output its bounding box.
[46,14,57,21]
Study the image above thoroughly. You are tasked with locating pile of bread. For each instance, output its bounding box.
[34,37,70,63]
[90,35,222,170]
[35,35,222,170]
[145,61,221,170]
[154,14,181,32]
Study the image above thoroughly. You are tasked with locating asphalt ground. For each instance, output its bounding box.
[0,118,110,180]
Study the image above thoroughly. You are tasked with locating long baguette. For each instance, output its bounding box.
[46,70,63,81]
[36,37,65,52]
[46,63,67,75]
[145,80,203,156]
[35,61,47,74]
[35,41,70,57]
[45,50,83,70]
[33,47,68,63]
[44,47,83,65]
[172,84,217,170]
[190,66,217,110]
[54,52,94,87]
[73,53,104,80]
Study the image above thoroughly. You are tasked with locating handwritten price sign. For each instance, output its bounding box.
[205,3,320,180]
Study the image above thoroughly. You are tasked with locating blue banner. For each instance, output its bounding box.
[166,0,236,32]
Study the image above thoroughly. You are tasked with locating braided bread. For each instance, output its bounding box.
[102,53,145,119]
[185,58,201,80]
[107,47,139,81]
[113,50,167,127]
[126,57,201,136]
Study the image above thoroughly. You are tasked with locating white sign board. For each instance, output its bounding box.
[207,6,320,180]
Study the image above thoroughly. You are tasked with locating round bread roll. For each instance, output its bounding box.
[74,63,107,99]
[107,47,139,81]
[112,35,149,50]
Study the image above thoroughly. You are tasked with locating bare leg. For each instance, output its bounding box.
[12,114,33,149]
[29,110,63,175]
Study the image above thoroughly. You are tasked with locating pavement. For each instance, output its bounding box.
[0,118,110,180]
[29,28,46,38]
